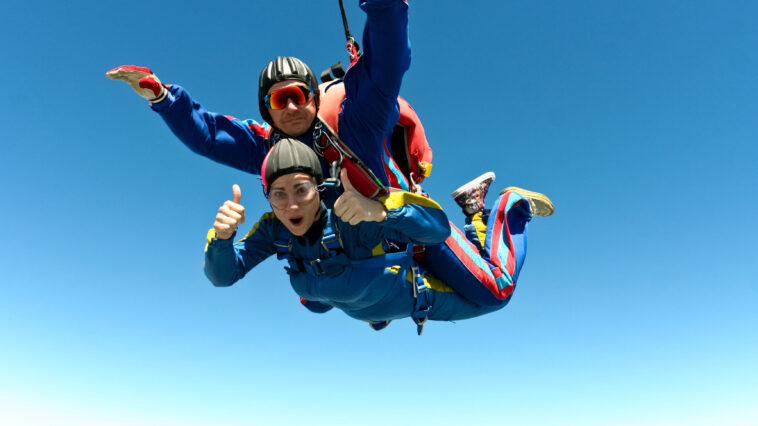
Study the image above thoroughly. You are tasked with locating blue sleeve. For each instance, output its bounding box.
[357,0,411,98]
[345,191,450,247]
[151,85,270,175]
[203,213,279,287]
[339,0,411,184]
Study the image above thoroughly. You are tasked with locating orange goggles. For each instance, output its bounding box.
[264,84,314,110]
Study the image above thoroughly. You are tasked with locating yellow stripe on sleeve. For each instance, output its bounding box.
[241,212,278,242]
[379,191,442,211]
[204,228,216,252]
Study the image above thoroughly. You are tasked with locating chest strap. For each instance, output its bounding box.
[276,216,432,334]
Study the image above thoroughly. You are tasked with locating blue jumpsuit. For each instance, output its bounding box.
[151,0,534,311]
[204,191,506,328]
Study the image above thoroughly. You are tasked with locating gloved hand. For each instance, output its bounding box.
[213,184,246,240]
[105,65,168,103]
[334,169,387,225]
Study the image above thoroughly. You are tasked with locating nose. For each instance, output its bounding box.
[284,98,300,111]
[285,193,301,210]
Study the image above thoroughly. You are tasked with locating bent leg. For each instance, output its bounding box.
[485,190,531,286]
[426,288,506,321]
[420,191,531,306]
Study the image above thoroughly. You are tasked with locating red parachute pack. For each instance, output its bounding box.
[315,81,433,198]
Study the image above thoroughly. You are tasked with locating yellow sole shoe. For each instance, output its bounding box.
[500,186,555,217]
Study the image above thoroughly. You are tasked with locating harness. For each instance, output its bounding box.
[274,210,431,335]
[313,82,432,197]
[312,117,389,199]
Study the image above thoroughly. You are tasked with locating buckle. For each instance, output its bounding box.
[308,258,325,275]
[306,257,346,278]
[322,233,339,251]
[413,317,427,336]
[411,266,427,298]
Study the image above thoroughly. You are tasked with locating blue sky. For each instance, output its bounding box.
[1,1,757,425]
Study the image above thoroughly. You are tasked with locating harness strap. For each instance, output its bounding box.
[288,254,351,278]
[411,290,432,336]
[274,236,292,260]
[288,245,413,278]
[338,0,361,64]
[313,119,388,199]
[350,250,410,268]
[409,263,431,335]
[277,213,432,333]
[320,212,342,253]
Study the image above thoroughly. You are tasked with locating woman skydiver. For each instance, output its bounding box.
[204,138,549,334]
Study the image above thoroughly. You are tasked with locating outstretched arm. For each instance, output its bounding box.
[107,65,270,175]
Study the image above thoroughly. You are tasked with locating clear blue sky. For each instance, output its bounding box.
[1,1,757,425]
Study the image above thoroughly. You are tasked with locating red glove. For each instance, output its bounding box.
[106,65,167,103]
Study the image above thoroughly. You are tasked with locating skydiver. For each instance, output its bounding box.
[205,139,546,334]
[106,0,555,311]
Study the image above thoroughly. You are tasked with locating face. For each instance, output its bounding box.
[267,80,318,136]
[268,172,321,236]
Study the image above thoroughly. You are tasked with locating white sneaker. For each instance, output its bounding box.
[451,172,496,216]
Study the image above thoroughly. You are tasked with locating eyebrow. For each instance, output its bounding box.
[270,180,312,192]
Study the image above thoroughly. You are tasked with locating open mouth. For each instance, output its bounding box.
[289,217,303,226]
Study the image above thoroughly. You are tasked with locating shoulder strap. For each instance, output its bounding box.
[313,118,389,199]
[321,210,342,253]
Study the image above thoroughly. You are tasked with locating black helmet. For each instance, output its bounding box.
[261,138,324,194]
[258,56,320,128]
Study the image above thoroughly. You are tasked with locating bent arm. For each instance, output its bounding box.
[152,85,270,175]
[203,213,278,287]
[350,191,450,246]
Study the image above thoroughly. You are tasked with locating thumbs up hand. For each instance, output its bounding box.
[334,169,387,225]
[213,184,246,240]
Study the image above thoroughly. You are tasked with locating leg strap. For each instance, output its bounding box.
[411,289,432,336]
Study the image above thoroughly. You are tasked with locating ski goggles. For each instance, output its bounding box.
[264,84,314,110]
[267,181,320,209]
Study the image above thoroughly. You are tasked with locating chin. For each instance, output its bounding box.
[287,226,308,236]
[281,118,313,136]
[284,125,309,137]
